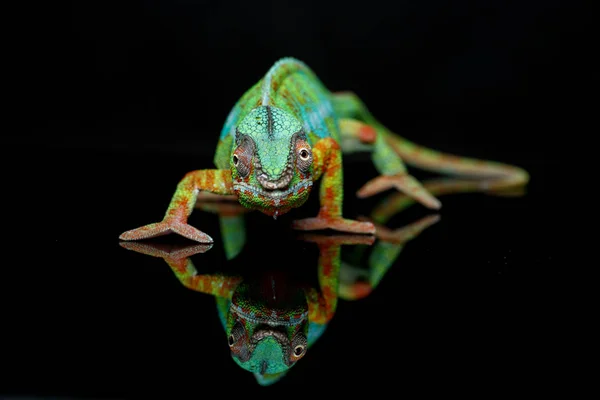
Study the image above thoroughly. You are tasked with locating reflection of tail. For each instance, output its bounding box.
[383,133,530,193]
[370,176,527,225]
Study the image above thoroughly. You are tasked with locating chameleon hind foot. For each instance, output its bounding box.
[356,173,442,210]
[291,216,376,235]
[119,218,214,243]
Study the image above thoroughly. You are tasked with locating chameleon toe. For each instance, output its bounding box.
[118,221,214,243]
[118,222,173,241]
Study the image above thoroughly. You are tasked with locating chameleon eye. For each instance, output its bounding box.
[293,345,305,357]
[232,137,255,178]
[299,149,310,160]
[296,146,312,173]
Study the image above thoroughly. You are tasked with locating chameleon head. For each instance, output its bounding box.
[226,274,309,384]
[230,105,313,218]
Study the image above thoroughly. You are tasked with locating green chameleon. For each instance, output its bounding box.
[119,56,529,243]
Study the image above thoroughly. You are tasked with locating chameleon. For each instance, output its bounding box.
[119,172,526,385]
[119,57,529,243]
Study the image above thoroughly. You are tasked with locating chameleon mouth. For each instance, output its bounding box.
[233,180,312,201]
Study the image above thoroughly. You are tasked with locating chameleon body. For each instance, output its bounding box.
[119,57,529,243]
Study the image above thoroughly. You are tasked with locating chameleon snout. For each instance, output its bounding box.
[256,162,294,190]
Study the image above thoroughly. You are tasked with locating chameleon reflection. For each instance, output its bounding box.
[120,176,525,385]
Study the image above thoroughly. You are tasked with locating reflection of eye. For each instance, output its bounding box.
[290,333,307,362]
[293,345,305,357]
[229,322,244,347]
[299,149,310,160]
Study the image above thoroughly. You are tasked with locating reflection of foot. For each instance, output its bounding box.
[119,219,214,243]
[291,216,376,234]
[357,174,442,210]
[358,214,440,244]
[119,241,213,259]
[297,233,375,246]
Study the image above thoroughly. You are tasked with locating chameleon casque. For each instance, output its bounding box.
[119,57,529,244]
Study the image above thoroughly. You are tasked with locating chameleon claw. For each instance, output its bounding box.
[291,216,376,235]
[356,174,442,210]
[119,219,214,243]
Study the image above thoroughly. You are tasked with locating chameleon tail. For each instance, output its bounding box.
[332,91,529,193]
[381,132,530,193]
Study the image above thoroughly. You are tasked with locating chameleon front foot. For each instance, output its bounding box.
[119,219,214,243]
[291,216,376,235]
[356,173,442,210]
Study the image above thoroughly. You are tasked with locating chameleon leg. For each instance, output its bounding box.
[195,203,248,261]
[291,138,376,234]
[333,91,529,192]
[119,169,234,243]
[339,117,442,209]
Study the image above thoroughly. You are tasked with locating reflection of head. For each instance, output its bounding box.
[226,272,309,385]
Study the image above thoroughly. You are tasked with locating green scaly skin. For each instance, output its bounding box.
[119,57,529,244]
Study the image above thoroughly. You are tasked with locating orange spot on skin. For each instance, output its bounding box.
[351,282,372,299]
[359,125,377,143]
[325,186,335,201]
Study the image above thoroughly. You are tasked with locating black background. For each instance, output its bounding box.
[3,0,591,398]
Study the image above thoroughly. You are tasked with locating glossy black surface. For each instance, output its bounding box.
[4,0,586,397]
[3,142,560,396]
